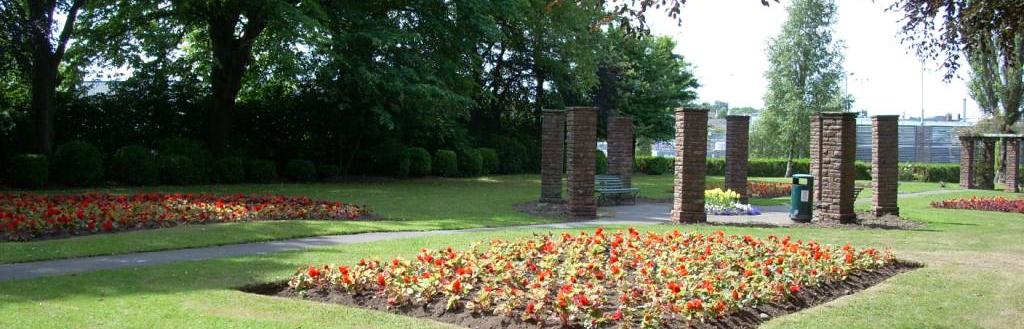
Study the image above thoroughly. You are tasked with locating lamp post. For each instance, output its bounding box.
[844,72,855,111]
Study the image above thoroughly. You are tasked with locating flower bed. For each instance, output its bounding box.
[931,197,1024,214]
[702,181,791,199]
[705,188,760,216]
[0,193,370,241]
[284,228,896,328]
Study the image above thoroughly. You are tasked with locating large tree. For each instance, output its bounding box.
[751,0,845,176]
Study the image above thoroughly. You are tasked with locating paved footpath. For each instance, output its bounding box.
[0,189,960,282]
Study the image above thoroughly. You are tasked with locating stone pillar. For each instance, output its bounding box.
[1006,138,1020,193]
[959,137,975,189]
[671,108,708,223]
[811,112,857,223]
[810,116,822,205]
[607,116,635,187]
[540,110,565,203]
[871,115,900,217]
[979,139,996,190]
[566,107,597,218]
[725,115,750,204]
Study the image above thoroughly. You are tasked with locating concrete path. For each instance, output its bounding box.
[0,204,794,282]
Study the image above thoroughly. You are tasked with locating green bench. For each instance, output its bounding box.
[595,175,639,205]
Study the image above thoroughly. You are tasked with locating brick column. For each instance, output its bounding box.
[811,112,857,223]
[810,116,822,205]
[1006,138,1020,193]
[959,137,975,189]
[979,139,996,190]
[607,116,635,187]
[724,115,750,204]
[871,115,899,216]
[671,108,708,223]
[566,107,597,218]
[540,110,565,203]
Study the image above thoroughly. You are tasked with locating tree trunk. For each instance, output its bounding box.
[29,63,57,155]
[205,9,266,156]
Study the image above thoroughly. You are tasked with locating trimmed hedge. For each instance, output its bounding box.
[458,149,484,177]
[494,137,528,174]
[247,160,277,183]
[635,156,674,175]
[407,147,432,177]
[158,155,198,185]
[111,145,159,185]
[317,164,340,181]
[434,150,458,177]
[900,163,959,183]
[157,138,212,183]
[478,148,499,175]
[596,150,608,175]
[213,157,246,184]
[634,156,960,183]
[285,159,317,182]
[53,141,104,186]
[7,154,48,188]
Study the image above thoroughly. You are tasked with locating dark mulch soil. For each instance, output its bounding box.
[240,261,921,329]
[791,212,924,230]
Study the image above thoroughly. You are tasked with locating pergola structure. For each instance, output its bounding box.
[959,133,1023,193]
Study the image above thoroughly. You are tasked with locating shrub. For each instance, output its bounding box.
[7,154,48,188]
[158,155,198,185]
[53,141,104,186]
[157,138,212,183]
[286,159,317,182]
[213,157,246,184]
[596,150,608,174]
[373,140,409,177]
[111,145,159,186]
[317,164,340,181]
[854,161,872,180]
[494,137,528,174]
[635,156,674,175]
[433,150,458,177]
[706,158,725,176]
[900,162,959,183]
[746,158,810,177]
[458,149,483,177]
[478,148,499,175]
[406,147,432,177]
[247,160,277,183]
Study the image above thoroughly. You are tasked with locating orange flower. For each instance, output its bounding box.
[685,298,703,311]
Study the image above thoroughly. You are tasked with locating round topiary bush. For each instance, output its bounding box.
[458,149,483,177]
[406,147,432,177]
[213,157,245,184]
[157,155,198,185]
[317,164,340,181]
[433,150,458,177]
[53,141,104,186]
[285,159,316,182]
[595,149,608,175]
[477,147,499,175]
[111,145,159,186]
[7,154,48,188]
[157,137,212,183]
[494,137,528,174]
[247,160,277,183]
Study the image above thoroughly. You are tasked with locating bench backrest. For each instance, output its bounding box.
[596,175,626,189]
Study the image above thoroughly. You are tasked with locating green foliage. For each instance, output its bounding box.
[596,150,608,175]
[111,146,158,186]
[752,0,846,159]
[317,164,339,181]
[247,160,277,183]
[458,149,484,177]
[433,150,458,177]
[406,147,432,177]
[706,158,725,176]
[285,159,317,182]
[855,161,872,181]
[900,163,960,183]
[158,155,199,185]
[53,141,104,186]
[747,158,811,177]
[477,148,499,175]
[157,138,212,183]
[635,156,673,175]
[7,154,48,188]
[494,138,529,174]
[213,157,246,184]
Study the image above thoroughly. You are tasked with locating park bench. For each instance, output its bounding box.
[595,175,640,205]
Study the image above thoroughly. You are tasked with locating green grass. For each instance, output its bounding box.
[1,187,1022,328]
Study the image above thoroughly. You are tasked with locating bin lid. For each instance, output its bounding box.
[791,174,813,179]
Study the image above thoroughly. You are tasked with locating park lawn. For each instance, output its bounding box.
[1,190,1022,328]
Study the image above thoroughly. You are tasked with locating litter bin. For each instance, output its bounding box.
[790,174,813,222]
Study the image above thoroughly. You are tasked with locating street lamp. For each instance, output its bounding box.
[844,72,855,111]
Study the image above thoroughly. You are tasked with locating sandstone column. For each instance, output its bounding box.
[540,109,565,203]
[871,115,899,216]
[810,116,822,205]
[671,108,708,223]
[607,116,635,187]
[725,115,750,204]
[1006,138,1020,193]
[979,139,996,190]
[811,112,857,223]
[566,107,597,218]
[959,136,975,189]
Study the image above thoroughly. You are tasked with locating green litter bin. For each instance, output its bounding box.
[790,174,813,222]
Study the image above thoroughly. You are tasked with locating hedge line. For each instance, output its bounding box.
[635,156,960,182]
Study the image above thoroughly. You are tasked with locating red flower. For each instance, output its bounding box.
[451,279,462,294]
[101,220,114,232]
[686,298,703,311]
[789,283,801,294]
[609,309,623,321]
[713,300,727,314]
[667,282,682,294]
[307,266,320,278]
[377,273,387,287]
[524,302,536,314]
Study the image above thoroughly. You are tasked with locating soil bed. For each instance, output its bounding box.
[241,261,920,329]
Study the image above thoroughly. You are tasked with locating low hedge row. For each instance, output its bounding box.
[635,156,959,182]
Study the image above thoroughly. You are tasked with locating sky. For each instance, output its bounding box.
[643,0,983,120]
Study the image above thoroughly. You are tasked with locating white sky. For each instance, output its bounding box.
[643,0,983,120]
